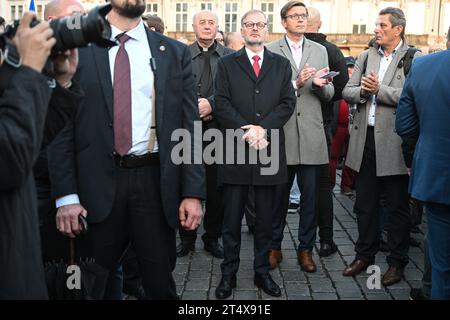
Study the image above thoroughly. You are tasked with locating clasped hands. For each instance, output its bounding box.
[361,71,380,96]
[241,125,269,150]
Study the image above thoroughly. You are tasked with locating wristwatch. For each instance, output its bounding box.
[3,42,22,68]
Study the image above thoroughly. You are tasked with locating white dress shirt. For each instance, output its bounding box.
[368,40,403,126]
[285,35,304,90]
[56,20,156,209]
[245,47,264,69]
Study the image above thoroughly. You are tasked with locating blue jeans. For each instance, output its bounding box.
[426,203,450,300]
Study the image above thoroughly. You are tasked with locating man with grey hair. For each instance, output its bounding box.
[342,7,422,286]
[214,9,295,299]
[176,11,233,259]
[447,26,450,49]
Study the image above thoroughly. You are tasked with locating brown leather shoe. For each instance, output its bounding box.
[269,249,283,269]
[342,259,372,277]
[382,266,404,286]
[297,250,316,273]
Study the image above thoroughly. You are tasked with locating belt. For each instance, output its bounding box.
[114,153,160,168]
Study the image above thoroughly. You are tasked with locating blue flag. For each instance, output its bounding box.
[29,0,36,12]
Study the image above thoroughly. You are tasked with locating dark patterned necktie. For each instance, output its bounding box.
[113,33,132,156]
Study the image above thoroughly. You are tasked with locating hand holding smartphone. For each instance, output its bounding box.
[320,71,340,80]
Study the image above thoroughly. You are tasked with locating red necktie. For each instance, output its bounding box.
[113,34,132,156]
[252,55,261,77]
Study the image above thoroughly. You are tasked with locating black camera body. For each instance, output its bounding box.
[0,4,116,58]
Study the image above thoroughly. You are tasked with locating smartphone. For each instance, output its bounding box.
[320,71,340,80]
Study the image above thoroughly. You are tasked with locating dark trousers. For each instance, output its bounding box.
[426,202,450,299]
[317,164,334,244]
[354,127,410,267]
[272,165,320,251]
[221,184,277,276]
[244,186,256,228]
[81,164,177,299]
[330,126,355,189]
[180,163,223,244]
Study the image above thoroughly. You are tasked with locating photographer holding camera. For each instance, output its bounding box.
[0,11,82,299]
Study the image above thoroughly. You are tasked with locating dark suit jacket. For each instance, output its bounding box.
[0,65,52,299]
[214,47,296,186]
[189,41,234,131]
[396,50,450,206]
[48,28,206,229]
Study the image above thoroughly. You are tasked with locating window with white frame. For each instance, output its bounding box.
[10,5,16,20]
[146,2,159,16]
[261,2,274,33]
[352,1,370,34]
[377,1,399,12]
[176,3,188,32]
[18,5,23,19]
[201,2,213,11]
[406,1,426,35]
[224,2,238,32]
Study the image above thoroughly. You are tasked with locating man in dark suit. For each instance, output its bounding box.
[48,0,205,299]
[213,9,296,299]
[177,10,234,259]
[396,46,450,299]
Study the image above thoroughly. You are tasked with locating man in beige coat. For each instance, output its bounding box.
[342,7,422,286]
[266,0,334,273]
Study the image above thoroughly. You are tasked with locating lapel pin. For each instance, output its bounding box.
[160,45,166,52]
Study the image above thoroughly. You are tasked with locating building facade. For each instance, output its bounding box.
[2,0,449,52]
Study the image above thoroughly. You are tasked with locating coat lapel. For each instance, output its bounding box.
[235,47,258,83]
[298,38,312,71]
[145,28,166,130]
[92,45,113,120]
[257,49,275,83]
[278,37,298,72]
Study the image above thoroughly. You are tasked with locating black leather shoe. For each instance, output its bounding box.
[409,287,429,300]
[215,275,236,299]
[319,241,338,257]
[176,241,195,257]
[254,273,281,297]
[204,240,224,259]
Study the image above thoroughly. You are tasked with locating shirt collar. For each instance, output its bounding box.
[110,19,146,42]
[285,35,304,50]
[378,39,403,57]
[245,47,264,62]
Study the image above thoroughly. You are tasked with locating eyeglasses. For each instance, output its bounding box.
[285,13,308,21]
[242,22,267,30]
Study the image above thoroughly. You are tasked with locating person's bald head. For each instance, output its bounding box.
[305,6,321,32]
[44,0,84,20]
[225,32,245,51]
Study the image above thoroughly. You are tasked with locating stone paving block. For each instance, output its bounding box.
[234,290,259,300]
[404,268,424,281]
[235,277,256,290]
[174,263,189,274]
[282,270,308,282]
[323,260,347,271]
[365,292,393,300]
[312,292,339,300]
[389,289,411,300]
[284,282,310,296]
[185,278,210,291]
[174,273,186,286]
[182,290,208,300]
[287,295,313,300]
[334,237,354,245]
[188,269,212,279]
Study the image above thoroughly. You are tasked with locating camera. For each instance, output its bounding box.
[0,3,116,56]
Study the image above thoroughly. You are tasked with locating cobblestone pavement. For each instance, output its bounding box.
[175,174,426,300]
